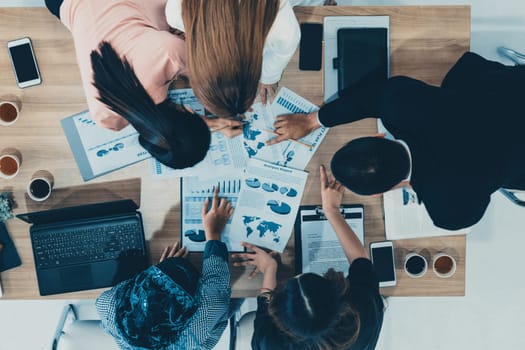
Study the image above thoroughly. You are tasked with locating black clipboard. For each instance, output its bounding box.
[294,204,364,275]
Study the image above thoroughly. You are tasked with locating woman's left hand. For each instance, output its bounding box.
[202,116,244,138]
[159,241,189,262]
[259,83,278,105]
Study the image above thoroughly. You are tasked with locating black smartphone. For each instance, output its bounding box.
[7,37,42,88]
[369,240,397,287]
[299,23,323,71]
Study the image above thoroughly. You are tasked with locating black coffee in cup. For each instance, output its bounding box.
[405,255,426,276]
[30,179,51,199]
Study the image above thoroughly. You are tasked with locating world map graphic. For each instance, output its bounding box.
[242,216,282,243]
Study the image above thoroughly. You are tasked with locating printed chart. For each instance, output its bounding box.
[181,173,244,251]
[243,87,328,170]
[152,89,247,179]
[61,111,150,180]
[229,159,308,252]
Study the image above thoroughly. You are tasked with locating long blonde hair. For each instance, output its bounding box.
[181,0,279,118]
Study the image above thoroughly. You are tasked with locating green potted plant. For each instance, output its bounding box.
[0,192,14,222]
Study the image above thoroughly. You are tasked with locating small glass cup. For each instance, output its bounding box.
[404,253,428,278]
[0,148,22,179]
[0,97,21,126]
[27,170,54,202]
[432,253,457,278]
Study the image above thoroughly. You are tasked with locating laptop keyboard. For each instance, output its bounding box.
[32,222,144,269]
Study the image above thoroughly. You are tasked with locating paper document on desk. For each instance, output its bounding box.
[181,172,244,252]
[228,159,308,252]
[151,89,247,179]
[61,111,150,181]
[377,120,468,238]
[297,205,364,276]
[383,187,467,239]
[244,87,328,170]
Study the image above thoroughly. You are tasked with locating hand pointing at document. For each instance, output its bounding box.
[267,111,322,146]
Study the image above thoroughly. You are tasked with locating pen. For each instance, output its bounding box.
[263,129,313,149]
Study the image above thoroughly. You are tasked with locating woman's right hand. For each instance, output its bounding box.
[320,164,344,215]
[202,187,234,241]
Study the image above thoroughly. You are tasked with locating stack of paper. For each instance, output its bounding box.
[182,88,324,252]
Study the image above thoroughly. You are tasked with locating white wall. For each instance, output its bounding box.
[1,0,525,349]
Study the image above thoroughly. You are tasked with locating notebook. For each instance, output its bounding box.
[295,205,364,275]
[0,222,22,273]
[16,200,148,296]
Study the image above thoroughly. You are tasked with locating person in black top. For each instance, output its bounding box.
[267,52,525,230]
[232,165,384,350]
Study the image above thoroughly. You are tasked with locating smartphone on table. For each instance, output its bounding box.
[369,240,397,287]
[7,37,42,88]
[299,23,323,71]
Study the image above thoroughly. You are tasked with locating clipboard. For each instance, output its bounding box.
[294,204,364,275]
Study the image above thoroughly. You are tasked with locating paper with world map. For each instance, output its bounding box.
[243,87,328,171]
[228,159,308,252]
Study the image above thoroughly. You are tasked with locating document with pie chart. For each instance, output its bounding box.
[229,159,308,252]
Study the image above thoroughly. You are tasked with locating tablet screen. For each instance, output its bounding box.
[337,28,388,93]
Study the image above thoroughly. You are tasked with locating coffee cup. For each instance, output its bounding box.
[0,97,21,126]
[0,148,22,179]
[404,253,427,278]
[432,253,456,278]
[27,170,54,202]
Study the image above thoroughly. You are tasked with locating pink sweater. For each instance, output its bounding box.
[61,0,186,130]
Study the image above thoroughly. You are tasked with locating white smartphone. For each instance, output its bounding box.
[7,37,42,88]
[369,240,397,287]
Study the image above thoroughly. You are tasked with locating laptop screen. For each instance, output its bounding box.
[16,199,138,225]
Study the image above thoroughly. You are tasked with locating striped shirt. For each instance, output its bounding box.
[96,240,231,350]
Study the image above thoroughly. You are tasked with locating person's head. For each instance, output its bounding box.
[90,42,211,169]
[181,0,279,118]
[330,136,411,195]
[113,257,200,348]
[267,270,361,349]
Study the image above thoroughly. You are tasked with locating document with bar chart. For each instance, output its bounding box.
[243,87,328,170]
[181,172,244,252]
[151,89,247,179]
[61,110,150,181]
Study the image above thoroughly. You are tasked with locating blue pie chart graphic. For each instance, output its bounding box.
[245,178,261,188]
[185,229,206,242]
[266,200,291,215]
[262,183,276,192]
[286,188,297,197]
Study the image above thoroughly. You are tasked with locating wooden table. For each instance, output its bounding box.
[0,6,469,299]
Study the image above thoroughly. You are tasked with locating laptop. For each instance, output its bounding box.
[17,199,148,296]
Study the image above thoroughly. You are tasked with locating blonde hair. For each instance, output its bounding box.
[181,0,279,118]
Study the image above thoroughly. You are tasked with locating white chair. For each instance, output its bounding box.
[52,303,118,350]
[499,188,525,207]
[498,47,525,65]
[230,298,258,350]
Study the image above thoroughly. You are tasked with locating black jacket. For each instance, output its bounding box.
[319,52,525,230]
